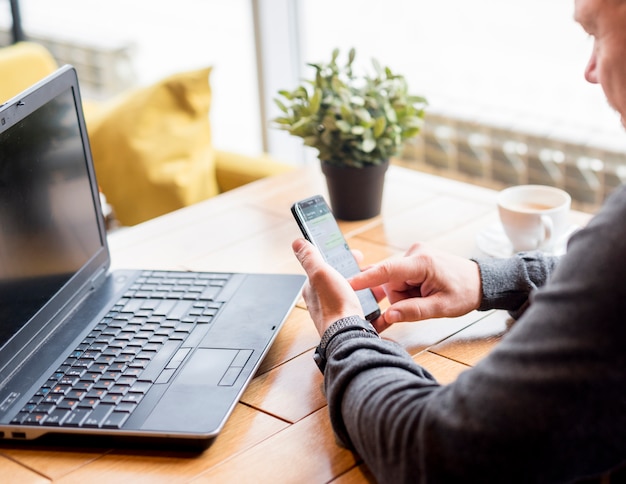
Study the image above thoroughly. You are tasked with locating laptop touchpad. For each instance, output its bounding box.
[141,348,240,433]
[174,348,238,388]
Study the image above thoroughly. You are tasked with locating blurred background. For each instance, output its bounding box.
[2,0,625,210]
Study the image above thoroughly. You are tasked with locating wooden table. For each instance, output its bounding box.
[0,164,592,483]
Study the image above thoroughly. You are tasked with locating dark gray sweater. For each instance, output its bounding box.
[323,185,626,483]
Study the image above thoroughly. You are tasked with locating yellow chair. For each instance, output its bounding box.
[0,41,293,226]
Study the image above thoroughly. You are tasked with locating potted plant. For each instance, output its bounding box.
[273,47,427,220]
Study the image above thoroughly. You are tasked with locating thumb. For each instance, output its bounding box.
[292,238,322,274]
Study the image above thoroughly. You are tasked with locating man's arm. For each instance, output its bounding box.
[322,186,626,483]
[474,251,560,319]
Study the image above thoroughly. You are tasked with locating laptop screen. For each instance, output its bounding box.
[0,87,103,351]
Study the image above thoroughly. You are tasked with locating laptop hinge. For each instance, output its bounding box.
[89,265,108,289]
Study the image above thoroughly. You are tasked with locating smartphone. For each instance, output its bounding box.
[291,194,381,321]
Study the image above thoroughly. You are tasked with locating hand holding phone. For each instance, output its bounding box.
[291,195,381,321]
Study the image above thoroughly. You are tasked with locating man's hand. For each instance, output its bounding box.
[350,242,482,332]
[292,238,364,336]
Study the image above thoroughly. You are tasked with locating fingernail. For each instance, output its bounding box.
[386,310,399,323]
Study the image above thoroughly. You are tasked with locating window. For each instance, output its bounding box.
[7,0,625,167]
[297,0,622,142]
[5,0,262,155]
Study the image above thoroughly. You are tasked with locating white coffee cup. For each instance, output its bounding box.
[497,185,571,252]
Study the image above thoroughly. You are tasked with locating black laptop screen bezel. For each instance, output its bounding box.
[0,65,110,382]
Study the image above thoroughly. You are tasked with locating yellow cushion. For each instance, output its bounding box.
[0,42,58,102]
[215,150,295,192]
[87,67,218,226]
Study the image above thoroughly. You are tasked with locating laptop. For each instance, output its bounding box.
[0,65,305,449]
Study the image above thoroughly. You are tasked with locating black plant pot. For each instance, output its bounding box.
[321,160,389,220]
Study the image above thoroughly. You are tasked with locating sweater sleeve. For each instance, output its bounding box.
[322,186,626,483]
[473,251,560,318]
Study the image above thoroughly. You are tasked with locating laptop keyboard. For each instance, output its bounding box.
[11,270,229,429]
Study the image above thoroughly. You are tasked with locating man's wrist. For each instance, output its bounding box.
[314,315,379,374]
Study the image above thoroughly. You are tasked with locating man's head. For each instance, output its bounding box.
[575,0,626,127]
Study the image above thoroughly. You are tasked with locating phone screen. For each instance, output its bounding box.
[292,195,381,321]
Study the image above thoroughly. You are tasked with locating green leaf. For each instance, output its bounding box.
[331,75,345,93]
[403,127,421,139]
[348,47,356,66]
[295,86,309,100]
[372,58,383,77]
[274,98,288,113]
[277,89,293,100]
[356,108,372,124]
[361,137,376,153]
[310,88,322,114]
[336,120,352,133]
[273,116,292,126]
[350,95,365,107]
[351,126,365,135]
[291,118,310,135]
[384,103,397,123]
[340,104,355,124]
[409,95,428,104]
[303,135,319,147]
[373,116,386,137]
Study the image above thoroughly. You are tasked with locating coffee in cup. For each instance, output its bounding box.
[497,185,571,252]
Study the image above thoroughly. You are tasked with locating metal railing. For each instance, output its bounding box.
[399,109,626,212]
[0,28,135,99]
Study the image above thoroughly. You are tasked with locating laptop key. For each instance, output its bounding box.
[121,298,145,314]
[64,408,91,427]
[102,411,130,429]
[78,397,100,409]
[11,412,29,424]
[153,299,176,316]
[82,404,115,428]
[122,392,144,405]
[166,300,194,321]
[200,286,221,301]
[34,403,55,414]
[57,399,79,410]
[42,408,71,426]
[130,381,151,394]
[23,413,47,425]
[137,340,181,382]
[116,402,137,413]
[116,375,138,386]
[101,394,122,405]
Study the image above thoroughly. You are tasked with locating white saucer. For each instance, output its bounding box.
[475,224,580,258]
